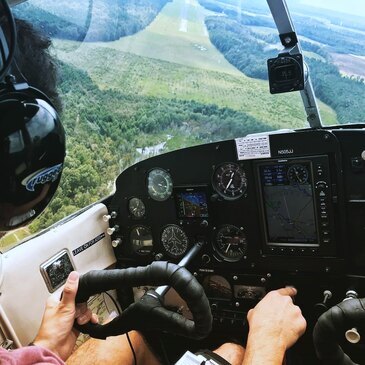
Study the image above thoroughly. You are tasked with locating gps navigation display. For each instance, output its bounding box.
[259,163,317,245]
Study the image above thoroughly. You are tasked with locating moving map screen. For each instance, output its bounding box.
[176,190,209,218]
[259,163,318,245]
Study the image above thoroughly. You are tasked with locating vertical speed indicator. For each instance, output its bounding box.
[213,225,247,262]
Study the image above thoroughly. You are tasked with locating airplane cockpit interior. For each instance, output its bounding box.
[1,0,365,364]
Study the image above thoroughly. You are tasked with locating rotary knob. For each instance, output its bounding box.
[107,225,119,235]
[103,211,117,222]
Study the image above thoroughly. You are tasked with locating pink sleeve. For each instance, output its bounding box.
[0,346,64,365]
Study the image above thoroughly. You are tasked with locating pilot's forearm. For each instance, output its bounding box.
[66,331,161,365]
[242,332,286,365]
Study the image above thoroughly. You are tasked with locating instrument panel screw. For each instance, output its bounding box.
[284,37,291,44]
[261,277,266,283]
[267,273,272,278]
[233,275,238,281]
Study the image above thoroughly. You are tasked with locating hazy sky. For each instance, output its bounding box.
[298,0,365,16]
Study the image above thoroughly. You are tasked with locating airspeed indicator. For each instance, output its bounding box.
[212,163,247,200]
[147,168,173,201]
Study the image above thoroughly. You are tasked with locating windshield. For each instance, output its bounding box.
[1,0,364,251]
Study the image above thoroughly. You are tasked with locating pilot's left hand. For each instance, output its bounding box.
[34,271,98,361]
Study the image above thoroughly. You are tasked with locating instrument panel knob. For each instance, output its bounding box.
[103,211,117,222]
[107,225,119,235]
[201,254,211,264]
[112,238,122,248]
[155,253,164,261]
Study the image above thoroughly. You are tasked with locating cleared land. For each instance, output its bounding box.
[91,0,240,74]
[55,0,337,128]
[0,228,30,251]
[331,53,365,78]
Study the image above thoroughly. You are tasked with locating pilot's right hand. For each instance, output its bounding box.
[243,287,306,365]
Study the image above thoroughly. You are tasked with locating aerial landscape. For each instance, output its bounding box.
[2,0,365,248]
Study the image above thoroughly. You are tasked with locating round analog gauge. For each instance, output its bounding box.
[128,197,146,219]
[287,164,309,184]
[214,225,247,262]
[212,163,247,200]
[130,225,153,255]
[161,224,189,258]
[147,168,173,202]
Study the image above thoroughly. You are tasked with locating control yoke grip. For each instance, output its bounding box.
[74,262,212,339]
[313,298,365,365]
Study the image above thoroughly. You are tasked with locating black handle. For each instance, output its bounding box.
[74,261,212,340]
[313,298,365,365]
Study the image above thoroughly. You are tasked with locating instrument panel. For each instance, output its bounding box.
[109,129,349,270]
[108,127,365,362]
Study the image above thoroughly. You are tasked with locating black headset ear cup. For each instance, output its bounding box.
[0,83,65,231]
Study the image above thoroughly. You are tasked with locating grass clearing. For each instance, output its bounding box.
[54,0,337,130]
[86,0,241,75]
[0,227,31,251]
[56,44,337,128]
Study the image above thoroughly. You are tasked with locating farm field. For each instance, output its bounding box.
[331,53,365,78]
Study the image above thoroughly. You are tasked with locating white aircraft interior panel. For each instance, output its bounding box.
[0,203,116,346]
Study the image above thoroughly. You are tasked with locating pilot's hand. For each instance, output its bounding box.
[243,287,306,365]
[34,271,98,361]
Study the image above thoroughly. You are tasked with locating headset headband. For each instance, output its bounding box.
[0,0,16,81]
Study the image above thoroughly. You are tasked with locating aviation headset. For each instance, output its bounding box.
[0,0,65,231]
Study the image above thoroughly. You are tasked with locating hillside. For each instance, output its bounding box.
[55,44,336,129]
[1,0,339,248]
[14,0,171,42]
[54,0,337,128]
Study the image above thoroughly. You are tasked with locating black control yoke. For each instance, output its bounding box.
[313,298,365,365]
[74,242,212,340]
